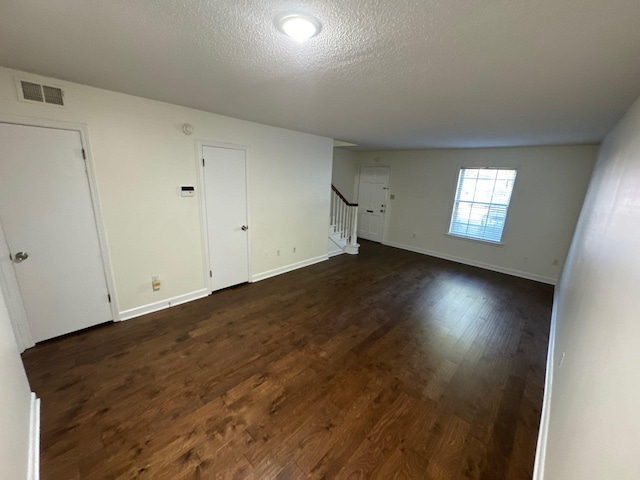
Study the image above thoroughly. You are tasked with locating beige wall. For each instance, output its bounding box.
[0,290,32,479]
[538,96,640,478]
[331,148,359,203]
[357,145,597,283]
[0,67,333,314]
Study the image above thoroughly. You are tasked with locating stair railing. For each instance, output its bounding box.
[331,185,359,247]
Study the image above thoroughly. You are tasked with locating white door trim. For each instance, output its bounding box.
[0,114,120,345]
[196,140,252,292]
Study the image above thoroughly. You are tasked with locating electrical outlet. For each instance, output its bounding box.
[151,275,161,292]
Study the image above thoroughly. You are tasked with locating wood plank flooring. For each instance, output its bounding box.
[22,240,553,479]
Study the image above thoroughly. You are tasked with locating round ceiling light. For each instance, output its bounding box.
[276,13,321,43]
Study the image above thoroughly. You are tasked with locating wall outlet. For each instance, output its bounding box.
[151,275,161,292]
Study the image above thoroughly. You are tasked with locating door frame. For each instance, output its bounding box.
[356,165,392,243]
[0,114,120,350]
[196,140,253,292]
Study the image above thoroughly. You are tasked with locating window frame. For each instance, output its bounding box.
[447,166,518,245]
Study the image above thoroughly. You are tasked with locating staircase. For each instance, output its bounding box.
[329,185,359,256]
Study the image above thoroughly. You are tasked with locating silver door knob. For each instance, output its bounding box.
[241,225,248,231]
[12,251,28,263]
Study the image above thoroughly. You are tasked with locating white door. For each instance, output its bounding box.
[357,166,390,242]
[202,146,249,291]
[0,123,112,343]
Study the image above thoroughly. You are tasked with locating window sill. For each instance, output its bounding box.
[446,233,504,246]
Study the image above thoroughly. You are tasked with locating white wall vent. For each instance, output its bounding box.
[16,79,65,106]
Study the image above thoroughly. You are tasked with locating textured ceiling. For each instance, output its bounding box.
[1,0,640,149]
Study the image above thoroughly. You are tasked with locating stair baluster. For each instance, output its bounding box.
[329,185,360,255]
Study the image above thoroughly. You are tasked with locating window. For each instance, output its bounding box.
[448,168,517,243]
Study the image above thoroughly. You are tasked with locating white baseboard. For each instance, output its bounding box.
[328,248,343,258]
[28,392,40,480]
[118,288,209,321]
[533,293,559,479]
[251,255,328,283]
[383,241,558,285]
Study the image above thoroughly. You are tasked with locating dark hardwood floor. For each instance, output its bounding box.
[22,240,553,479]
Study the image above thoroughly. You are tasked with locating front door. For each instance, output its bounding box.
[357,166,390,243]
[0,123,112,342]
[202,145,250,291]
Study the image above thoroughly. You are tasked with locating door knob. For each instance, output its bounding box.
[12,251,29,263]
[241,225,248,231]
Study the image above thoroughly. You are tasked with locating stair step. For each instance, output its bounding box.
[329,216,359,255]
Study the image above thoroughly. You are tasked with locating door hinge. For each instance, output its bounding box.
[107,293,111,303]
[82,148,87,160]
[209,270,212,278]
[202,158,205,167]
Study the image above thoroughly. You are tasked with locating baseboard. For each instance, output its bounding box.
[383,241,558,285]
[328,248,343,258]
[251,255,328,282]
[532,292,559,479]
[118,288,209,321]
[28,392,40,480]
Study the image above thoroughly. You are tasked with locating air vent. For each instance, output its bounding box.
[43,85,64,105]
[21,81,44,102]
[17,79,65,106]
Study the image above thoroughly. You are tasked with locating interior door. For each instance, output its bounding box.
[357,166,390,242]
[202,145,249,291]
[0,123,112,343]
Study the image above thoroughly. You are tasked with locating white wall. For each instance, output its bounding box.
[357,146,597,283]
[332,148,359,203]
[0,67,333,314]
[538,97,640,478]
[0,288,33,479]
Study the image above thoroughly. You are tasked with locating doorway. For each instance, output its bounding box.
[201,144,250,292]
[357,166,390,243]
[0,122,114,343]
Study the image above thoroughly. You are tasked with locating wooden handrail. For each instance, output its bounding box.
[331,185,358,206]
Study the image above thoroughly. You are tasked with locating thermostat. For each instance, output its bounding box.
[181,186,195,197]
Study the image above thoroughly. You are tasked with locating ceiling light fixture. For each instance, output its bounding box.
[276,13,321,43]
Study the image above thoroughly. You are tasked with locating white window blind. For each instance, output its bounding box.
[448,168,517,243]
